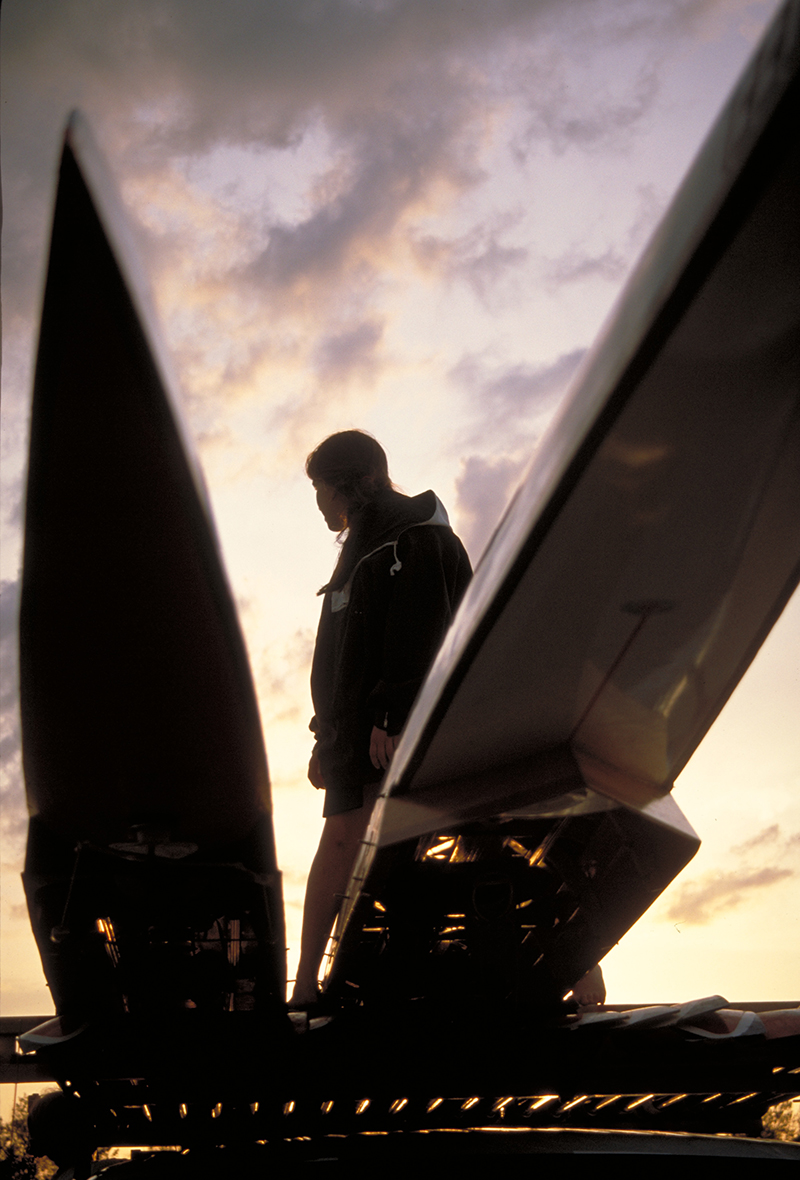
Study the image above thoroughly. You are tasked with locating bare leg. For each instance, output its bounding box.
[290,787,378,1006]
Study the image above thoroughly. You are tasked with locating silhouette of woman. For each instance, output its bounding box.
[290,430,471,1006]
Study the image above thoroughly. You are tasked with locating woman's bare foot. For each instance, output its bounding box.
[288,981,320,1009]
[571,963,606,1007]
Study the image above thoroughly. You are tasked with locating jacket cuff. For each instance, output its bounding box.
[368,680,421,735]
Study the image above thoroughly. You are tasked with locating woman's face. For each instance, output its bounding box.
[313,480,348,532]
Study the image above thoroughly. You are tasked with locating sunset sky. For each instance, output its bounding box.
[1,0,797,1072]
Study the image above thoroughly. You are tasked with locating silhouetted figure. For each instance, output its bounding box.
[290,431,471,1007]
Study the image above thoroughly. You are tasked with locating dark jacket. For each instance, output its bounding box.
[310,488,472,795]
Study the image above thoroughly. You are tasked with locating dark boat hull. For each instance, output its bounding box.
[19,115,286,1014]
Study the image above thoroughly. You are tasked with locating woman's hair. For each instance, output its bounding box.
[306,430,391,515]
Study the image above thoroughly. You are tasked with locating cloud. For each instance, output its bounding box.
[448,348,586,556]
[4,1,551,247]
[2,0,727,487]
[0,581,20,715]
[2,0,694,317]
[731,823,780,855]
[665,824,800,924]
[665,865,794,924]
[452,347,586,442]
[412,215,529,302]
[513,61,661,160]
[256,628,316,726]
[538,182,668,294]
[243,82,484,293]
[455,454,528,559]
[544,246,629,286]
[0,579,26,856]
[314,319,384,383]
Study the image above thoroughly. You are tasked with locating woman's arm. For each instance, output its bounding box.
[367,526,471,739]
[308,746,326,789]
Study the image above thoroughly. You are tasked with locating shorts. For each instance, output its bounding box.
[322,780,367,818]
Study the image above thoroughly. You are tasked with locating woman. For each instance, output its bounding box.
[290,431,472,1007]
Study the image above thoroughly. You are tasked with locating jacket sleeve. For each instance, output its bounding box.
[366,526,470,734]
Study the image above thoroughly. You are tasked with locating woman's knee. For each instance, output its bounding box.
[324,806,368,853]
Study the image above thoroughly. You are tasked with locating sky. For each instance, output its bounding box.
[1,0,798,1072]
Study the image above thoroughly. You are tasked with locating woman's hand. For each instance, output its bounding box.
[369,726,399,770]
[308,748,326,790]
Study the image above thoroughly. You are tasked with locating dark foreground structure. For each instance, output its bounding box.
[4,0,800,1171]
